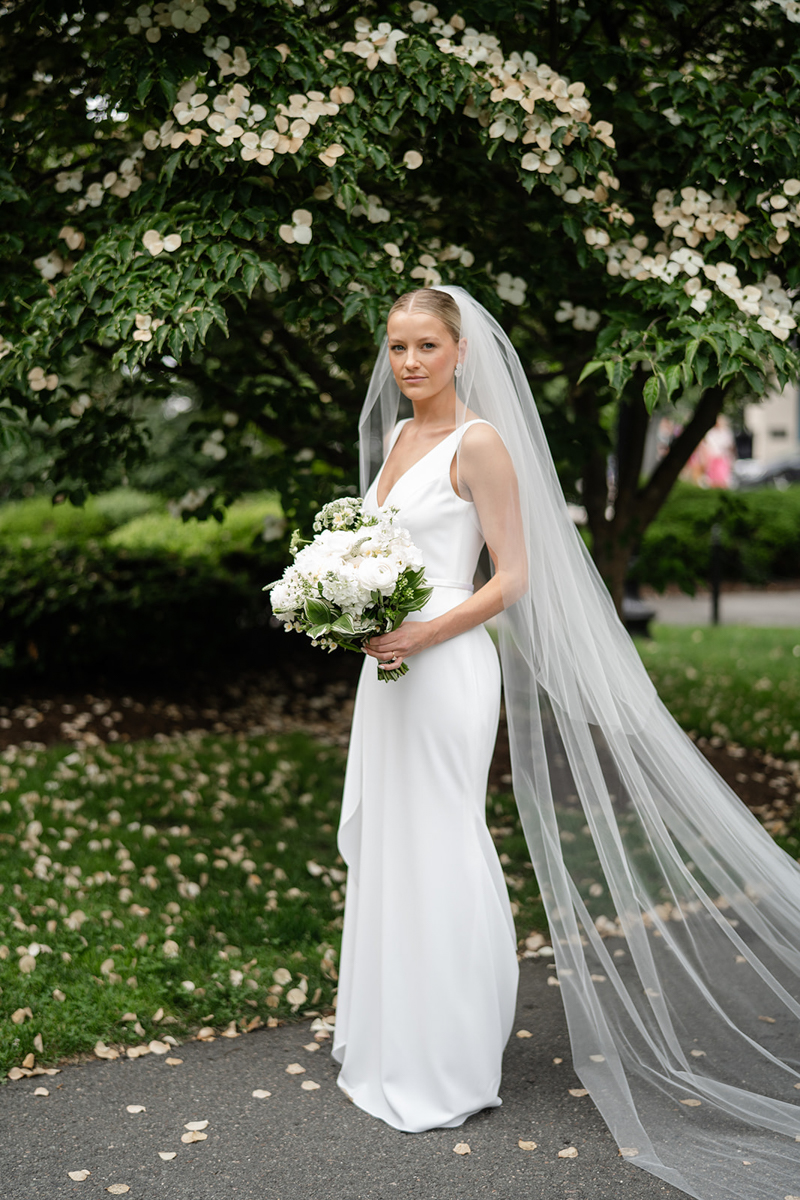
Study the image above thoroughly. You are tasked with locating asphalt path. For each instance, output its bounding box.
[0,959,687,1200]
[647,588,800,627]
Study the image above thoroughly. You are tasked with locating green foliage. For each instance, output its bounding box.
[107,494,282,560]
[0,492,284,676]
[632,483,800,592]
[2,0,800,581]
[637,625,800,756]
[0,489,158,548]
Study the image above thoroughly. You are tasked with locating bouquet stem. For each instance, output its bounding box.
[377,661,409,682]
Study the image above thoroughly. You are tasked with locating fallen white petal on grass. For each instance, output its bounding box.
[515,1029,532,1038]
[34,1086,49,1097]
[553,1057,563,1064]
[106,1187,130,1195]
[681,1098,702,1107]
[558,1146,578,1158]
[568,1088,589,1097]
[181,1130,208,1144]
[184,1120,209,1131]
[690,1050,706,1058]
[518,1140,537,1151]
[166,1057,184,1066]
[196,1027,216,1042]
[252,1089,272,1099]
[68,1170,90,1181]
[158,1152,177,1161]
[589,1054,605,1062]
[300,1080,320,1091]
[126,1045,151,1059]
[221,1020,240,1039]
[285,1063,305,1075]
[126,1105,146,1114]
[619,1147,640,1158]
[546,976,561,986]
[149,1040,170,1055]
[453,1142,471,1155]
[303,1042,320,1052]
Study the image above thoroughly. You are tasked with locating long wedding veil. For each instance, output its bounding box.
[358,285,800,1200]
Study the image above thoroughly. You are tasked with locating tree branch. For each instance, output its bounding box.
[636,384,726,530]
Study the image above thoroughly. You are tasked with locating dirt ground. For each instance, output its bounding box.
[1,653,798,835]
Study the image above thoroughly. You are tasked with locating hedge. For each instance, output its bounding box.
[631,483,800,593]
[0,492,285,678]
[1,484,798,679]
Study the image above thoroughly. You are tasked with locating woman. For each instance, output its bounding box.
[332,287,800,1200]
[333,288,525,1131]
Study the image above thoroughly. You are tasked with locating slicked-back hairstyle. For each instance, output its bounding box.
[387,288,461,343]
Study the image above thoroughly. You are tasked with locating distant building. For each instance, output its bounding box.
[745,382,800,464]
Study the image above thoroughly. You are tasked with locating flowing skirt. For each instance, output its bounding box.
[333,596,519,1132]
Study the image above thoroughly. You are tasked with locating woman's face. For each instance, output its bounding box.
[386,310,460,402]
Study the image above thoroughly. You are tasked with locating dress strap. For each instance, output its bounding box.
[452,417,495,445]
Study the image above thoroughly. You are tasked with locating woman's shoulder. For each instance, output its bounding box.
[458,417,505,449]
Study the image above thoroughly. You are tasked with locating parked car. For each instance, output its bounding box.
[732,453,800,490]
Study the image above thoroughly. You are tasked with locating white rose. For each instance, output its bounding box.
[357,558,399,595]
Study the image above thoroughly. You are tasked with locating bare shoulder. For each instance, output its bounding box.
[459,420,512,466]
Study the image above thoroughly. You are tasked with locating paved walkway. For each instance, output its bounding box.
[647,589,800,627]
[0,961,683,1200]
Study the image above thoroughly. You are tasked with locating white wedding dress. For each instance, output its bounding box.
[332,418,519,1132]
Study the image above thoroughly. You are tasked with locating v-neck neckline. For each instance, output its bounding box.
[374,420,461,509]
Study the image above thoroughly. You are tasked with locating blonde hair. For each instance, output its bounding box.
[387,288,461,343]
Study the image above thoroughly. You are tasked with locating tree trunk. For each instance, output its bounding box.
[576,384,727,619]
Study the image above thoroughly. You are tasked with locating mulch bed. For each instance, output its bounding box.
[1,657,798,835]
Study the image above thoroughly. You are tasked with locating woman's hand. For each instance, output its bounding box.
[364,621,438,671]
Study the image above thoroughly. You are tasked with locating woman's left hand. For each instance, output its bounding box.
[364,621,437,671]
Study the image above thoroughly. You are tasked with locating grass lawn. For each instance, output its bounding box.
[0,730,538,1079]
[1,622,798,1079]
[636,624,800,757]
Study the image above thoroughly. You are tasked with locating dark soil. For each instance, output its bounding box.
[1,648,798,831]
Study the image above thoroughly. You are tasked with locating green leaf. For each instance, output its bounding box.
[578,359,606,384]
[642,374,660,413]
[331,612,355,634]
[242,262,260,297]
[663,363,683,401]
[305,597,333,626]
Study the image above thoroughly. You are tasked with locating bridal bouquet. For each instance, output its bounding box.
[264,498,432,681]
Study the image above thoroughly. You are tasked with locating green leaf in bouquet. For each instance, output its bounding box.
[331,612,356,634]
[404,585,434,613]
[305,597,334,625]
[308,622,332,638]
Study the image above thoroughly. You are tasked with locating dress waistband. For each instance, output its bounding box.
[426,578,474,593]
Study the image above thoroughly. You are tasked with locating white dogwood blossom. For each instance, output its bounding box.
[495,272,527,305]
[556,301,601,331]
[278,209,313,245]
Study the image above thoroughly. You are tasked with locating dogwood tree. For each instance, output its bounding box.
[2,0,799,609]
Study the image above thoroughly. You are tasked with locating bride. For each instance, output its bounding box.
[330,286,800,1200]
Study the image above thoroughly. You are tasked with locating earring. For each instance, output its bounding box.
[454,363,463,378]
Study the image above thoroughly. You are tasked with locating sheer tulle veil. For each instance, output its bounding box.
[357,285,800,1200]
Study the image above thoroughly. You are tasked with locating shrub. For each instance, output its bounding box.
[0,492,287,679]
[631,483,800,592]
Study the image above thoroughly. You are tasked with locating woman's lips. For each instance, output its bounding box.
[403,376,426,382]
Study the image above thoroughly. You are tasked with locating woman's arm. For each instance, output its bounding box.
[365,424,527,668]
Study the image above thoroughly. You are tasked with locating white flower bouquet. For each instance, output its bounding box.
[264,498,432,680]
